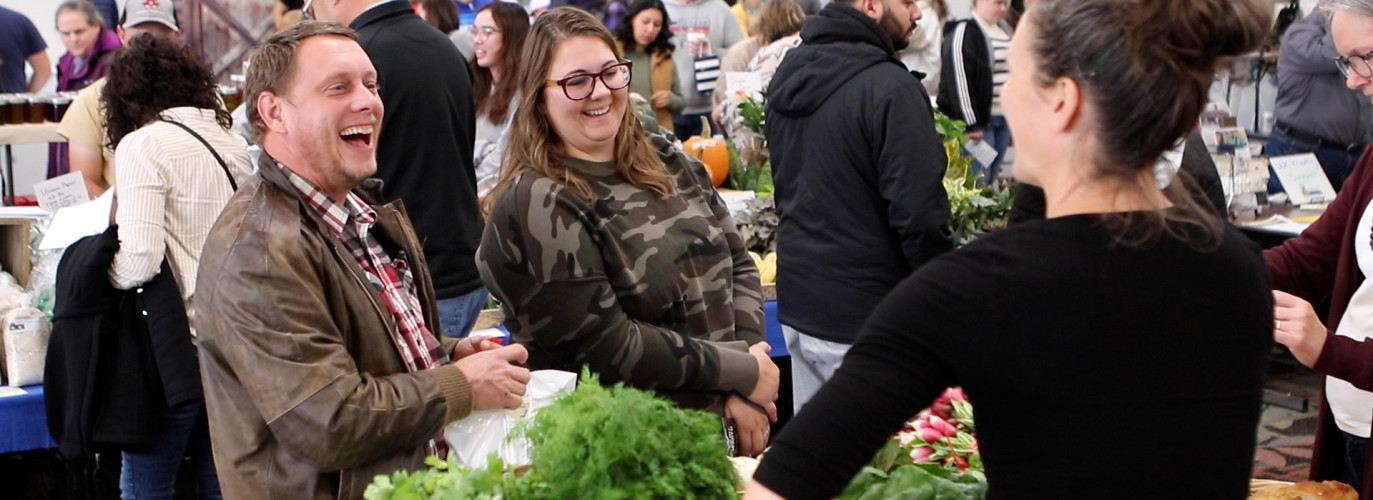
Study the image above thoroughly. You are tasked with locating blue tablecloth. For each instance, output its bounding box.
[0,384,55,454]
[764,300,787,358]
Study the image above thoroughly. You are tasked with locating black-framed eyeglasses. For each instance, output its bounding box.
[301,0,315,20]
[1336,51,1373,78]
[543,60,633,101]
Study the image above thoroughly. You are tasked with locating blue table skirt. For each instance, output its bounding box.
[764,300,787,357]
[0,384,55,454]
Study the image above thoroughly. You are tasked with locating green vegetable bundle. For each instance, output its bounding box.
[837,440,987,500]
[365,369,739,500]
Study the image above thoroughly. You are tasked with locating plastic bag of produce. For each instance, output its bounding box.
[4,307,51,386]
[444,369,576,468]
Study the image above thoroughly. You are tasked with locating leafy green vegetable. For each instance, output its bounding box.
[518,369,738,499]
[838,463,987,500]
[365,369,738,500]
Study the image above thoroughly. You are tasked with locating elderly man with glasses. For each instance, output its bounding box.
[1266,2,1373,498]
[1265,4,1372,194]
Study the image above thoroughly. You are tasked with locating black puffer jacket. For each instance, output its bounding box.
[766,3,953,343]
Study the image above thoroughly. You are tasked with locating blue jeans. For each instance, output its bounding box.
[1343,431,1368,493]
[973,115,1011,186]
[120,401,220,500]
[436,286,489,338]
[1265,129,1365,193]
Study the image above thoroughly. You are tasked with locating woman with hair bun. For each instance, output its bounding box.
[744,0,1274,498]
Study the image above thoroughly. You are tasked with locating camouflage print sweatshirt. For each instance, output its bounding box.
[478,138,766,413]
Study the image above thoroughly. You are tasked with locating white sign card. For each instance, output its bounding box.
[32,172,90,212]
[38,189,114,250]
[965,140,999,172]
[1270,153,1336,206]
[725,72,763,94]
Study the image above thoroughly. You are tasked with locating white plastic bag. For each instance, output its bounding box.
[444,369,576,467]
[4,307,51,386]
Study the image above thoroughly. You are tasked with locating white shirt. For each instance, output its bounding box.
[109,107,253,337]
[1329,196,1373,437]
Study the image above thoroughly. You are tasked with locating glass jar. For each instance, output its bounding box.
[25,95,49,124]
[7,94,29,125]
[48,96,73,122]
[218,85,242,113]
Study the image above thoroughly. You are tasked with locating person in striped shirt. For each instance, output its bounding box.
[937,0,1013,185]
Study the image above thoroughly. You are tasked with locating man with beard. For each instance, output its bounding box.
[765,0,952,413]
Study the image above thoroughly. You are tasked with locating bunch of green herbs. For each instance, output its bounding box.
[364,369,739,500]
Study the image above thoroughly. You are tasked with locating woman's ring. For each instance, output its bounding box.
[1275,320,1282,330]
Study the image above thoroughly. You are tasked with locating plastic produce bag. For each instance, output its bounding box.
[444,369,576,468]
[4,307,51,386]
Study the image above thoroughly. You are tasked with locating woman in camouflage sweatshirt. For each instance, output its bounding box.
[477,7,780,457]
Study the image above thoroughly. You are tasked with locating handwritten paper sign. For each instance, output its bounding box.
[725,72,763,93]
[32,172,90,212]
[1270,153,1336,206]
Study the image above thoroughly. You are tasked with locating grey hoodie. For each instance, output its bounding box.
[663,0,746,115]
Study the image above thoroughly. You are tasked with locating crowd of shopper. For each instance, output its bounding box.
[11,0,1373,498]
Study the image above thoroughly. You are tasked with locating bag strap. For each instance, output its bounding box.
[159,117,238,191]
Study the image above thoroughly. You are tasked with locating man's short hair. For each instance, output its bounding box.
[245,21,358,143]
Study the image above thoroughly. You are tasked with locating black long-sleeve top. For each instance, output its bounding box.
[753,212,1273,499]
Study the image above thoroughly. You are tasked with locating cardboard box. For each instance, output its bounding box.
[0,219,33,288]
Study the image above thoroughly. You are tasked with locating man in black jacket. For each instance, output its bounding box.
[313,0,489,338]
[766,0,952,413]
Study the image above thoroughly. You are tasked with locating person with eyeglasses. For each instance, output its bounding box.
[308,0,492,340]
[470,2,531,200]
[1265,5,1371,195]
[476,7,782,459]
[1267,2,1373,497]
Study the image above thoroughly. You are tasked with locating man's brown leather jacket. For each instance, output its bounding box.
[195,153,471,499]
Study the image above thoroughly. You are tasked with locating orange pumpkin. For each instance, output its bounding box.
[684,116,729,187]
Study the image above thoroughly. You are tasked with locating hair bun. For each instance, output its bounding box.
[1130,0,1269,71]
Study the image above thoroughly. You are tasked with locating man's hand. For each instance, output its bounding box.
[726,393,770,457]
[1274,290,1327,368]
[453,334,504,360]
[454,344,531,410]
[651,90,672,109]
[967,130,985,143]
[746,342,780,422]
